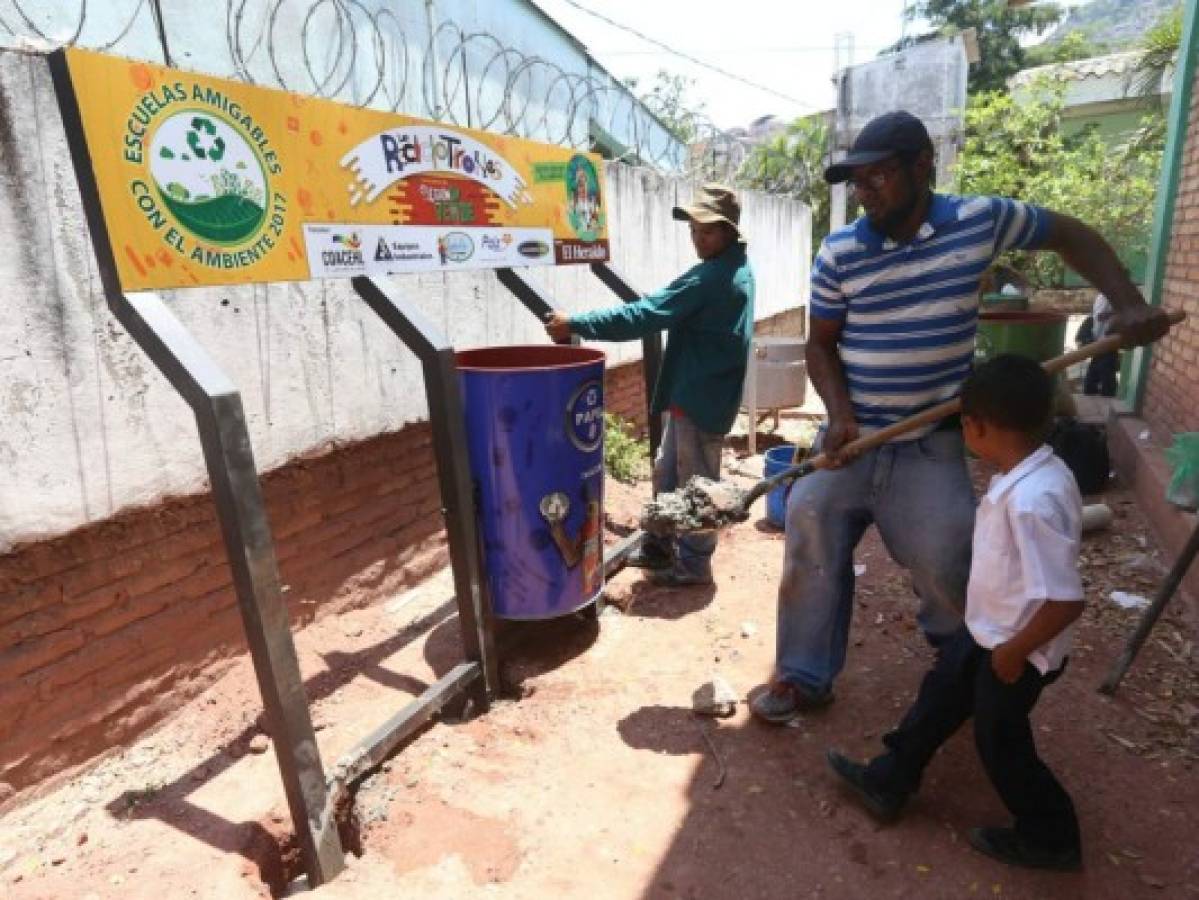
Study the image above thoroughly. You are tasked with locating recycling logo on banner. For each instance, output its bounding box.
[149,111,269,245]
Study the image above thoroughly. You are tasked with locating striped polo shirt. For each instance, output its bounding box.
[810,193,1050,436]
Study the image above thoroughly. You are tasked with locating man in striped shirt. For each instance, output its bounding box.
[752,111,1169,724]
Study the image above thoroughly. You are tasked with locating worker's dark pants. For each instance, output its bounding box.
[1084,352,1119,397]
[864,626,1081,852]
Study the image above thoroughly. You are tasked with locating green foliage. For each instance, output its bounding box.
[604,414,651,485]
[736,115,831,256]
[954,85,1163,287]
[893,0,1064,94]
[1024,31,1107,68]
[625,70,706,144]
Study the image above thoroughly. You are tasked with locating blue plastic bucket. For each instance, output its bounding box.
[457,345,606,619]
[764,444,798,529]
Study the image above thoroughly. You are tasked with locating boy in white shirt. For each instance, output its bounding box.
[827,353,1084,871]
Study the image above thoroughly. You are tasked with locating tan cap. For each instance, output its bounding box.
[672,183,742,238]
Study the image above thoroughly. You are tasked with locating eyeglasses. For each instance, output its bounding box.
[847,163,902,192]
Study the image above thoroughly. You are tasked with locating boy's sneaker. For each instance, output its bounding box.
[826,750,907,823]
[749,680,834,724]
[968,827,1082,872]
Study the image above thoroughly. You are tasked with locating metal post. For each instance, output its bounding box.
[1100,516,1199,695]
[49,51,343,887]
[588,262,663,459]
[118,294,346,884]
[744,339,759,456]
[351,276,499,705]
[494,268,579,346]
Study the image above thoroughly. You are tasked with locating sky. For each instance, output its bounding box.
[529,0,1091,131]
[531,0,921,129]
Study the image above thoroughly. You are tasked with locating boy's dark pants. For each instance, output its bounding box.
[864,626,1080,852]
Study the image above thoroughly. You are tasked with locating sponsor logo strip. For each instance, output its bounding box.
[304,225,556,278]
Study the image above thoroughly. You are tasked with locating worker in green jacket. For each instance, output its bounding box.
[545,183,755,586]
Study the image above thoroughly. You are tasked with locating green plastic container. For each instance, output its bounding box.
[975,311,1067,364]
[980,292,1030,313]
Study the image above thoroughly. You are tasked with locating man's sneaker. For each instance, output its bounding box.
[749,680,834,724]
[968,827,1082,872]
[647,566,714,587]
[826,750,907,823]
[625,544,672,570]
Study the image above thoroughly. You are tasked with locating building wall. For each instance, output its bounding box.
[0,50,809,553]
[0,320,802,798]
[0,422,447,796]
[1143,71,1199,439]
[0,41,808,796]
[0,356,646,797]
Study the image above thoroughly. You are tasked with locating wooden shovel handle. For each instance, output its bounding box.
[801,308,1186,472]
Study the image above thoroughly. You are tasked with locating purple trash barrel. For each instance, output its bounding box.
[457,345,606,619]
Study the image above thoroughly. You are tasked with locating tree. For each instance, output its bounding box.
[954,84,1163,287]
[624,69,707,144]
[736,115,830,256]
[892,0,1064,94]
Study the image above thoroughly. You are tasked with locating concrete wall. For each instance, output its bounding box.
[0,49,808,553]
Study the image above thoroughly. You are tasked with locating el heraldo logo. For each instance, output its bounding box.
[123,81,289,274]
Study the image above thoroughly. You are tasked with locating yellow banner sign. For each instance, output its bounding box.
[59,48,609,291]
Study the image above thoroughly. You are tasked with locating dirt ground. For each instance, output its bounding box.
[2,417,1198,900]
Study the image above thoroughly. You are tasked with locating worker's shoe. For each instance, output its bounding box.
[750,680,834,724]
[647,565,714,587]
[625,540,672,570]
[968,827,1081,872]
[826,750,907,823]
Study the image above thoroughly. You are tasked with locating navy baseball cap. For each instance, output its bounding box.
[824,111,933,184]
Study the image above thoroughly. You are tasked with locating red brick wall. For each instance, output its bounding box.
[604,357,649,433]
[0,423,449,798]
[0,359,653,799]
[1145,73,1199,438]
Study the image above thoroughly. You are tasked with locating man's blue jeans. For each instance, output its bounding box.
[645,412,723,578]
[775,428,974,694]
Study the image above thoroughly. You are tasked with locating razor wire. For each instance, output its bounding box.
[0,0,779,182]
